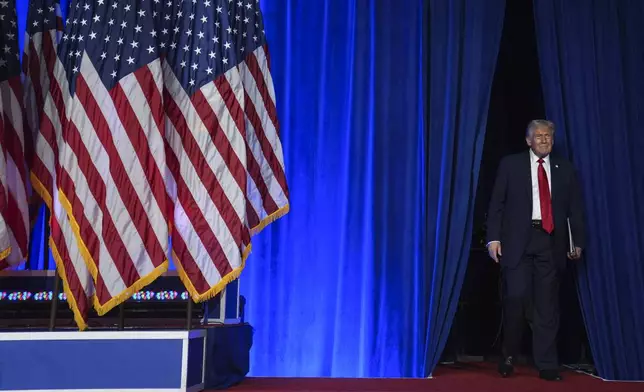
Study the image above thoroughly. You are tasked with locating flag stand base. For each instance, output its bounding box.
[0,329,207,391]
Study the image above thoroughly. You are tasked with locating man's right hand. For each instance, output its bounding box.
[487,242,502,263]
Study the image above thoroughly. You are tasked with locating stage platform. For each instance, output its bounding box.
[0,329,206,392]
[0,324,253,392]
[223,363,643,392]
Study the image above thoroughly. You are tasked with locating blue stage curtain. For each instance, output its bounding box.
[243,0,427,377]
[241,0,505,378]
[533,0,644,381]
[423,0,506,375]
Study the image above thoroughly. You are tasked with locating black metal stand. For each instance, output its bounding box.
[49,270,60,331]
[118,303,125,330]
[186,298,193,330]
[38,207,60,331]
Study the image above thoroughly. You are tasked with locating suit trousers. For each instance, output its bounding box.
[501,226,561,370]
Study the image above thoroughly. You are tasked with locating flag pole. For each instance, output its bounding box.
[118,303,125,330]
[185,299,193,330]
[44,208,60,331]
[49,270,61,331]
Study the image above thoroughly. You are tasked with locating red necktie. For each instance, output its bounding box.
[537,158,554,233]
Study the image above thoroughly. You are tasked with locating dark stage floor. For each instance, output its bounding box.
[222,363,644,392]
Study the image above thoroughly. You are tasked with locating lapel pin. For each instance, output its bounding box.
[555,165,559,168]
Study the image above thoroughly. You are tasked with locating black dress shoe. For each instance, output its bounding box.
[498,356,515,378]
[539,369,562,381]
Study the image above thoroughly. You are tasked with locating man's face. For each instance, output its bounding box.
[526,127,553,158]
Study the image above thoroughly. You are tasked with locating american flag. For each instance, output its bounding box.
[29,0,288,326]
[0,0,30,271]
[22,0,63,204]
[24,0,94,329]
[155,0,290,300]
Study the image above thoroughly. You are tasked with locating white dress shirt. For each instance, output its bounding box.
[530,149,551,220]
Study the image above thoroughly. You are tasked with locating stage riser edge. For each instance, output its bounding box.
[0,330,206,392]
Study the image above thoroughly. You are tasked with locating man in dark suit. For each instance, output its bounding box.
[486,120,586,381]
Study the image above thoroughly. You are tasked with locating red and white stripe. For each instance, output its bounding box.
[0,74,30,270]
[52,53,170,315]
[24,29,289,327]
[0,98,12,267]
[23,18,62,205]
[163,45,289,301]
[237,45,289,233]
[24,9,95,327]
[163,60,250,300]
[25,7,172,324]
[50,186,95,329]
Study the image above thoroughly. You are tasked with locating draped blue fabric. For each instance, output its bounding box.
[243,0,427,377]
[242,0,505,377]
[20,0,507,379]
[423,0,506,375]
[533,0,644,381]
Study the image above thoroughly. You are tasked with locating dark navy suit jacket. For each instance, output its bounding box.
[486,150,586,269]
